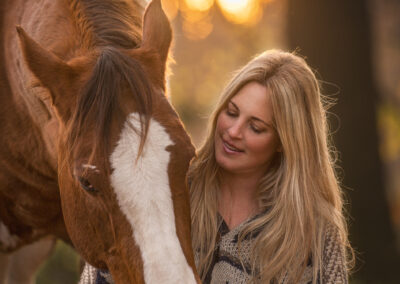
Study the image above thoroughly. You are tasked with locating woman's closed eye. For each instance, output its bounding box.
[226,108,238,117]
[226,101,239,117]
[250,124,265,133]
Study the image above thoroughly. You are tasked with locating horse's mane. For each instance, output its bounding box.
[69,0,144,49]
[66,0,153,167]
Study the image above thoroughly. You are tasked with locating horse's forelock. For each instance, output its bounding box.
[65,47,153,169]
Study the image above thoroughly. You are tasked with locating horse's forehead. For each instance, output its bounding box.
[109,113,196,283]
[110,113,173,194]
[111,113,174,165]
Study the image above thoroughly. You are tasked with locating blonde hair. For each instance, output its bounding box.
[188,50,352,283]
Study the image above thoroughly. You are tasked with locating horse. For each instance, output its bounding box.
[0,0,200,283]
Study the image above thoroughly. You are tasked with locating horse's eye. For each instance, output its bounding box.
[78,177,97,193]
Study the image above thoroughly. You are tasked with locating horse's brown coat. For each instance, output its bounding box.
[0,0,199,282]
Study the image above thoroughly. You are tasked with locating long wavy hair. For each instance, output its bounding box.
[188,50,353,283]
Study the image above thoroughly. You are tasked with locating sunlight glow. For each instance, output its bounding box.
[217,0,262,25]
[182,9,214,40]
[178,0,273,39]
[184,0,214,12]
[161,0,179,20]
[217,0,249,14]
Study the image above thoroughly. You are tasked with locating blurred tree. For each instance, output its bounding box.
[287,0,400,282]
[36,241,80,284]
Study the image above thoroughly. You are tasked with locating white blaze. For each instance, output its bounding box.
[110,113,196,284]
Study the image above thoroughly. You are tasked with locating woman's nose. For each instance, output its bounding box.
[227,121,243,139]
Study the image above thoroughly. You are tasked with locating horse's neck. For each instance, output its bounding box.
[1,56,59,177]
[0,0,63,181]
[0,97,58,181]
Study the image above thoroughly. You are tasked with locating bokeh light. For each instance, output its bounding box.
[181,9,214,40]
[216,0,262,25]
[175,0,274,39]
[218,0,250,15]
[184,0,214,12]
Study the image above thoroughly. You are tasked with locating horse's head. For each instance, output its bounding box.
[17,0,198,282]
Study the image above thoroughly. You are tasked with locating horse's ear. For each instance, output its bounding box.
[141,0,172,66]
[16,26,76,113]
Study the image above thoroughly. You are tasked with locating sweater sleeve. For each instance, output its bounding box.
[78,263,114,284]
[79,263,97,284]
[322,225,348,284]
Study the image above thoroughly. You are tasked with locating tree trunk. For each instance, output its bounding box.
[287,0,400,282]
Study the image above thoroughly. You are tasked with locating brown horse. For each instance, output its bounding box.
[0,0,199,283]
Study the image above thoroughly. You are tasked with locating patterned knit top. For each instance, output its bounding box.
[197,215,348,284]
[79,215,348,284]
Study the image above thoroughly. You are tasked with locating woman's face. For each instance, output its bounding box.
[215,81,281,178]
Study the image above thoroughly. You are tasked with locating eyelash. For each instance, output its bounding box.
[250,125,263,133]
[226,109,237,117]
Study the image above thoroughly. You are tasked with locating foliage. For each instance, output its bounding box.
[35,241,80,284]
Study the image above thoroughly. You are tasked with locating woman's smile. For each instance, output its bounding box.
[222,139,244,154]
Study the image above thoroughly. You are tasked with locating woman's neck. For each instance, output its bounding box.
[218,171,261,230]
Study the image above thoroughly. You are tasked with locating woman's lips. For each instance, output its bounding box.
[222,140,244,154]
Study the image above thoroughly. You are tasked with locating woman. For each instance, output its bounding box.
[188,49,352,283]
[80,49,352,283]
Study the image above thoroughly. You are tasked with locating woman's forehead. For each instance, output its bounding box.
[229,82,273,123]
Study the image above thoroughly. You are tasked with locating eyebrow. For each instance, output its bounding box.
[228,101,273,128]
